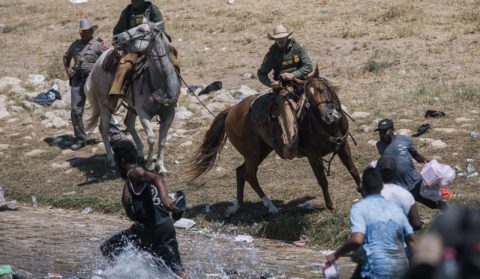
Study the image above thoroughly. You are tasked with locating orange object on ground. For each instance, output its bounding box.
[440,188,454,200]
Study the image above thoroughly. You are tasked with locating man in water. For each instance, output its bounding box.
[100,138,188,279]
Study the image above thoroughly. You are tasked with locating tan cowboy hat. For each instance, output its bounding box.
[267,24,293,40]
[78,19,98,31]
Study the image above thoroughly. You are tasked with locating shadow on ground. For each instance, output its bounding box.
[67,155,119,186]
[185,195,325,241]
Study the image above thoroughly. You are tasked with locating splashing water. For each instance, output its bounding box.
[94,243,178,279]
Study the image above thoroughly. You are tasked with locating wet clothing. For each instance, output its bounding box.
[376,135,422,191]
[64,37,109,141]
[350,195,413,279]
[101,169,184,272]
[257,38,313,87]
[113,1,164,35]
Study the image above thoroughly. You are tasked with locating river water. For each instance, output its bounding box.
[0,205,355,278]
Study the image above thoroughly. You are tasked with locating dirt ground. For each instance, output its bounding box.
[1,0,480,275]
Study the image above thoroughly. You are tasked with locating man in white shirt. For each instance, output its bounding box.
[377,156,423,231]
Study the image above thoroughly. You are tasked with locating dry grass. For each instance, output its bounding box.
[1,0,480,249]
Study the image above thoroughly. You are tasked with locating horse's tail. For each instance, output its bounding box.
[84,73,101,133]
[188,107,231,180]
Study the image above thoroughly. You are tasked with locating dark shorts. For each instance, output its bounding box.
[101,221,184,272]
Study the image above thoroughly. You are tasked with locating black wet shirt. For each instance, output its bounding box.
[126,174,170,228]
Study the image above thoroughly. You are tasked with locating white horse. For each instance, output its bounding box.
[85,22,180,173]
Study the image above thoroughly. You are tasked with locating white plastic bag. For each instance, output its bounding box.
[323,262,340,279]
[420,160,456,187]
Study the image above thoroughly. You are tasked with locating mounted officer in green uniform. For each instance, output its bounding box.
[257,24,313,93]
[106,0,167,112]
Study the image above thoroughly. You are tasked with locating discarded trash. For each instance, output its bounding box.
[0,200,17,211]
[32,88,62,106]
[467,158,476,174]
[0,186,4,203]
[227,0,235,4]
[259,272,275,279]
[425,110,446,118]
[174,218,196,229]
[198,81,222,96]
[222,268,238,275]
[0,265,13,276]
[88,237,100,242]
[15,269,33,279]
[469,131,479,139]
[62,191,76,196]
[412,123,431,137]
[303,202,313,210]
[322,262,340,279]
[234,234,254,243]
[293,234,310,247]
[69,0,88,3]
[31,195,37,208]
[81,207,93,214]
[187,85,198,93]
[47,272,63,278]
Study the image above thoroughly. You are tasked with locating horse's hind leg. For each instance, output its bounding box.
[227,143,275,216]
[337,142,361,191]
[124,111,144,163]
[155,106,175,174]
[306,153,334,211]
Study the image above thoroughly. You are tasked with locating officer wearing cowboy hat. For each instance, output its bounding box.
[63,19,109,150]
[257,24,313,90]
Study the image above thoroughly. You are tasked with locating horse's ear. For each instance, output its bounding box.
[313,64,320,78]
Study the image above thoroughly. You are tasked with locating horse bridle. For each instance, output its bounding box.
[123,23,168,59]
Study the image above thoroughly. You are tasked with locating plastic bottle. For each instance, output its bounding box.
[0,186,4,203]
[469,131,479,139]
[31,195,37,207]
[322,262,340,279]
[466,159,476,173]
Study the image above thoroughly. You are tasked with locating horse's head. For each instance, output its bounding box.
[304,66,341,125]
[112,21,163,54]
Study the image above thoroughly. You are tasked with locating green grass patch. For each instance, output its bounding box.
[8,190,122,213]
[409,82,480,104]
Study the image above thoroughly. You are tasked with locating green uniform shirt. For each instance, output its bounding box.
[113,1,164,35]
[64,37,110,75]
[257,39,313,87]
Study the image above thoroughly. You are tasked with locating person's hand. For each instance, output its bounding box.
[66,67,76,78]
[271,80,281,89]
[280,72,295,80]
[164,197,175,211]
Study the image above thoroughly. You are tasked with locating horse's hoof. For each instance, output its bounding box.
[157,165,168,175]
[327,205,336,212]
[268,205,280,214]
[226,200,240,217]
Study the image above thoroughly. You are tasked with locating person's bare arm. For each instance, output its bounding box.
[408,204,423,231]
[326,232,364,263]
[129,168,175,210]
[406,234,415,257]
[121,182,135,221]
[412,150,428,164]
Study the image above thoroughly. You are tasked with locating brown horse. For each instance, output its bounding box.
[189,67,361,216]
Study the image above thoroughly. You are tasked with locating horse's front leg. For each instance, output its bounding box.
[306,151,334,211]
[124,111,145,163]
[138,110,155,171]
[99,110,115,167]
[156,106,175,174]
[337,142,361,192]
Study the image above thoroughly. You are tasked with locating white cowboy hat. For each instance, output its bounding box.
[79,19,98,31]
[267,24,293,40]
